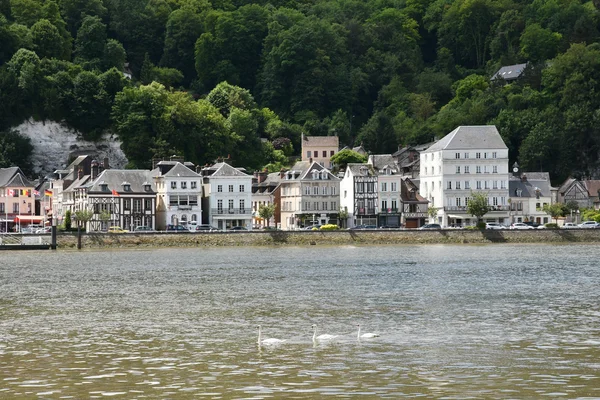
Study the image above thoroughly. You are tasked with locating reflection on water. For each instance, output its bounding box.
[1,244,600,398]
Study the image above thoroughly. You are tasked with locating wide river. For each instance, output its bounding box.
[1,244,599,399]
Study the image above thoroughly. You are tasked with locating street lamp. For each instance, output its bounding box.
[72,213,81,250]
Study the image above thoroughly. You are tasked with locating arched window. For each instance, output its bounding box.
[191,214,197,222]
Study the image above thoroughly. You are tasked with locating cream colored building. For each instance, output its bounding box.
[301,135,339,169]
[0,167,36,232]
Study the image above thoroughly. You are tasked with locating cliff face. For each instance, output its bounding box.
[15,119,128,177]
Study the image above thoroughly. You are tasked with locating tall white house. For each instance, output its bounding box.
[420,126,510,227]
[154,161,202,230]
[201,162,253,231]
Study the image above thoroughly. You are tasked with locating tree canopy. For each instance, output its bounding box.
[1,0,600,181]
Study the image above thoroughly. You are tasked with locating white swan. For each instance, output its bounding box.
[312,324,337,341]
[357,324,379,339]
[257,325,285,345]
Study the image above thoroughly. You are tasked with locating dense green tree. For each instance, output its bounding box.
[467,191,491,223]
[206,81,257,116]
[520,23,562,62]
[31,19,69,59]
[74,15,106,69]
[58,0,106,36]
[330,149,367,170]
[0,129,33,175]
[103,39,126,71]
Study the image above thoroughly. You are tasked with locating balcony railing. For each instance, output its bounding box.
[212,208,251,215]
[356,208,377,215]
[403,212,427,218]
[379,208,399,214]
[444,206,467,211]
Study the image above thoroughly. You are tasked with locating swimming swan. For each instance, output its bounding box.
[312,324,337,341]
[257,325,285,345]
[357,324,379,339]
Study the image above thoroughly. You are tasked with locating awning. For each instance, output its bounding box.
[447,215,469,219]
[14,216,49,224]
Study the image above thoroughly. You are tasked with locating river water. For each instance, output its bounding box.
[1,244,599,399]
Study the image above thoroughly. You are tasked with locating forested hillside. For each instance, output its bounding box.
[1,0,600,183]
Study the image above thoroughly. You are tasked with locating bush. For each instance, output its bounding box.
[545,223,559,229]
[319,224,339,231]
[475,221,486,230]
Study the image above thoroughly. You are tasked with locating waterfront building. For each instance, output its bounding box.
[153,161,202,230]
[368,155,401,228]
[340,163,378,228]
[201,162,253,231]
[80,168,158,232]
[508,163,555,225]
[50,155,95,221]
[301,134,339,169]
[420,126,510,227]
[557,177,600,210]
[0,167,36,232]
[279,161,341,230]
[251,170,282,229]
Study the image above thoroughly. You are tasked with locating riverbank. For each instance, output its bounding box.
[55,229,600,249]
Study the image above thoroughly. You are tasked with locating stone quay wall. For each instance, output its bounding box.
[56,229,600,249]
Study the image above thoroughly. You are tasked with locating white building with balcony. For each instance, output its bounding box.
[154,161,202,230]
[201,162,253,231]
[419,126,510,227]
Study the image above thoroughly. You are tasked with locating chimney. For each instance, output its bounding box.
[521,174,527,182]
[309,157,313,164]
[258,170,267,183]
[77,165,84,180]
[280,169,286,178]
[103,157,109,170]
[91,160,99,179]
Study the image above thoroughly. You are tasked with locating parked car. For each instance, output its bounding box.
[485,223,505,230]
[349,225,377,230]
[263,226,280,231]
[195,224,217,232]
[510,222,534,230]
[166,224,188,232]
[562,222,578,229]
[228,226,248,232]
[108,226,128,233]
[134,226,155,232]
[578,221,600,229]
[35,226,51,233]
[419,223,442,230]
[20,225,43,234]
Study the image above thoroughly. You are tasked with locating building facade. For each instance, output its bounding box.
[202,163,253,231]
[508,166,554,225]
[420,126,510,227]
[154,161,202,230]
[340,164,378,228]
[301,135,339,169]
[0,167,36,232]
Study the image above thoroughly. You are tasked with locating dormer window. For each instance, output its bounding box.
[312,170,319,180]
[99,181,109,192]
[142,182,152,192]
[320,170,328,180]
[122,181,131,192]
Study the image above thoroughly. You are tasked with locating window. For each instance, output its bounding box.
[484,181,489,189]
[134,199,142,213]
[476,152,481,159]
[493,197,499,206]
[307,151,311,158]
[464,152,469,159]
[191,181,197,189]
[171,182,177,189]
[465,181,470,189]
[305,185,311,195]
[493,181,498,189]
[456,181,461,189]
[465,166,470,174]
[240,199,245,212]
[322,151,326,157]
[313,186,318,195]
[13,203,19,213]
[493,165,498,173]
[455,152,460,159]
[484,166,489,174]
[144,199,152,210]
[228,185,233,192]
[181,181,187,189]
[381,182,387,191]
[124,199,131,210]
[438,166,441,174]
[476,181,482,189]
[239,185,244,192]
[476,166,481,174]
[331,201,336,210]
[382,200,388,210]
[0,203,4,213]
[323,202,328,211]
[425,167,428,175]
[217,199,223,211]
[228,199,234,209]
[217,185,222,192]
[517,202,523,211]
[501,181,506,189]
[391,182,397,191]
[492,152,497,158]
[456,197,462,206]
[330,150,335,156]
[331,186,336,195]
[456,166,461,174]
[447,181,452,189]
[314,202,319,211]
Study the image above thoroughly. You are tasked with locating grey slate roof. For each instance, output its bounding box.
[162,162,200,178]
[87,169,159,194]
[492,63,528,81]
[346,163,376,177]
[509,175,553,198]
[425,126,507,152]
[209,163,250,177]
[299,161,340,180]
[368,155,396,171]
[0,167,33,187]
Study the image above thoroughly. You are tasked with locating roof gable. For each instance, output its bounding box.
[210,163,250,177]
[0,167,33,187]
[163,162,200,178]
[302,135,339,147]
